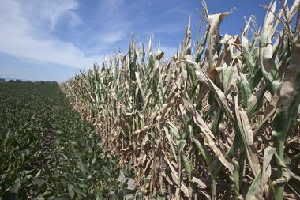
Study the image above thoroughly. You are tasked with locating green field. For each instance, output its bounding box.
[0,82,123,199]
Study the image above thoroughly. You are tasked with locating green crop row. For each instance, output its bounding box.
[0,82,125,199]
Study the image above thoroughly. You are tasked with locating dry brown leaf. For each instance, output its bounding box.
[207,12,231,71]
[278,40,300,110]
[164,156,191,198]
[233,94,261,176]
[191,177,207,189]
[183,98,234,173]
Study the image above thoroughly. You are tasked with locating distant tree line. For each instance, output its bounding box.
[0,78,56,84]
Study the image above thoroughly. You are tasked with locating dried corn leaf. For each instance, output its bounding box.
[233,94,261,176]
[191,177,207,189]
[183,98,234,173]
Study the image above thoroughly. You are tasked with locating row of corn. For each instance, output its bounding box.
[63,1,300,199]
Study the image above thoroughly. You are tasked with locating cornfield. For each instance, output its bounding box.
[63,1,300,199]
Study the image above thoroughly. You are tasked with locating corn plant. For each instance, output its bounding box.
[63,0,300,199]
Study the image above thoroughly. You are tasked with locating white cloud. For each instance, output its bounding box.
[100,0,125,14]
[0,0,99,69]
[98,31,126,44]
[20,0,81,31]
[67,11,83,28]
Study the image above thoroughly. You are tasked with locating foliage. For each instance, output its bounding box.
[0,82,122,199]
[63,1,300,199]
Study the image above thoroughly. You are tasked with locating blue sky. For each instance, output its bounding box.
[0,0,274,82]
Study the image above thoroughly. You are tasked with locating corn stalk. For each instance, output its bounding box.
[62,1,300,199]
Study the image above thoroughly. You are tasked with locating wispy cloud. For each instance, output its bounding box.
[20,0,82,31]
[99,31,126,44]
[0,0,99,69]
